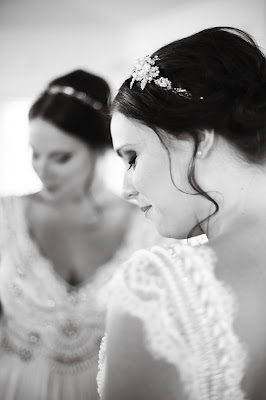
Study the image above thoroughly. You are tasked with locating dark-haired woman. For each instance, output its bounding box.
[98,28,266,400]
[0,70,169,400]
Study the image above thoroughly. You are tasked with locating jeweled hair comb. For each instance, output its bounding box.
[130,55,200,100]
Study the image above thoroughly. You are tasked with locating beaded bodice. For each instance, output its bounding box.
[0,196,164,374]
[97,244,247,399]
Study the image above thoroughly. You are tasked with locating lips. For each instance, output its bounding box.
[140,205,152,213]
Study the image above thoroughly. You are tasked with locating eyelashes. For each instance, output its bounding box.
[55,154,72,163]
[127,152,137,170]
[32,152,72,164]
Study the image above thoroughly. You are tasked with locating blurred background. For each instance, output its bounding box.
[0,0,265,196]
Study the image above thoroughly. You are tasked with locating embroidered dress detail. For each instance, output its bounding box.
[97,244,247,399]
[97,333,107,397]
[0,196,167,400]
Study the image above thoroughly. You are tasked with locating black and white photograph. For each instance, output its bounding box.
[0,0,265,399]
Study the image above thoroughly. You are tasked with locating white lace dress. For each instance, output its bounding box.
[97,243,247,399]
[0,195,170,400]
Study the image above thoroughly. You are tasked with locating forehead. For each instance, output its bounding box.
[111,113,159,151]
[29,118,83,151]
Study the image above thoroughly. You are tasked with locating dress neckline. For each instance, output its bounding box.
[15,195,137,292]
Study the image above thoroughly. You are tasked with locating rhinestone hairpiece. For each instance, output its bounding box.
[47,85,103,110]
[130,55,195,100]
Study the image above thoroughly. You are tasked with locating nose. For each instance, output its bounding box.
[33,158,51,179]
[121,172,138,201]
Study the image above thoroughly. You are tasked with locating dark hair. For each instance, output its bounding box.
[112,27,266,235]
[29,69,112,151]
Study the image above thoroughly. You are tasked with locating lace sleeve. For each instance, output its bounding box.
[98,243,246,400]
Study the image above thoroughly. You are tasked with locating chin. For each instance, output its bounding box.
[155,221,189,240]
[153,223,176,239]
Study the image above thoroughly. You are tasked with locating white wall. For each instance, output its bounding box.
[0,27,121,100]
[2,0,264,99]
[117,0,266,87]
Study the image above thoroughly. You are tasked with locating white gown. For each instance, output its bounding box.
[97,243,247,399]
[0,195,171,400]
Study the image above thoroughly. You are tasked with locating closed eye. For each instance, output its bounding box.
[127,152,137,170]
[53,153,72,163]
[116,148,137,170]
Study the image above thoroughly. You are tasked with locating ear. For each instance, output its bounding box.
[196,130,215,158]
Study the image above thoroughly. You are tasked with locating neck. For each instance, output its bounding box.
[199,163,266,239]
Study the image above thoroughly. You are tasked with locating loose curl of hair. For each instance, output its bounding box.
[112,27,266,237]
[29,69,112,151]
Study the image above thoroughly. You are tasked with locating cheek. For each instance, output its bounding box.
[64,164,82,180]
[141,176,176,211]
[66,157,92,181]
[133,156,169,196]
[154,188,180,217]
[47,163,75,181]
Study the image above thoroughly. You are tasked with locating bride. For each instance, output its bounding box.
[97,27,266,400]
